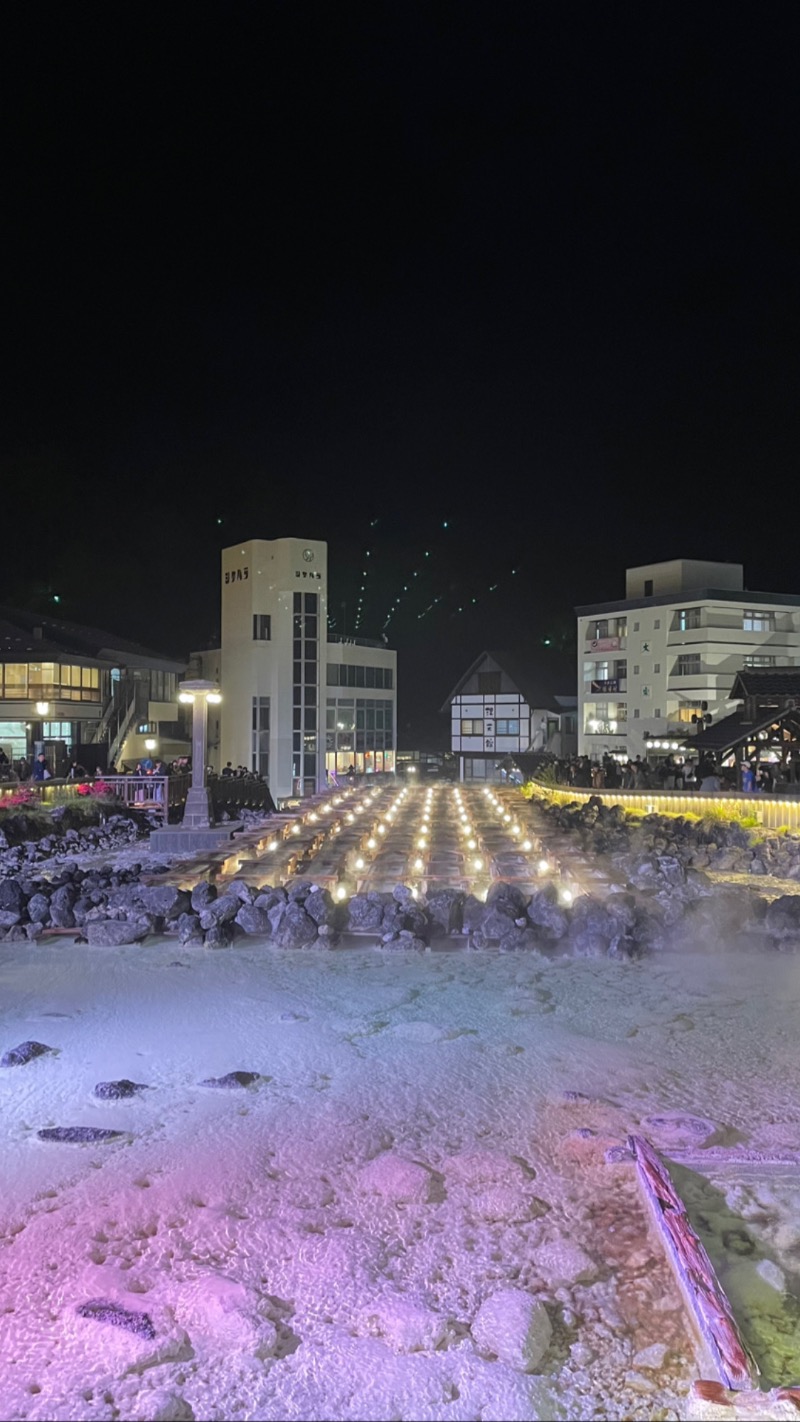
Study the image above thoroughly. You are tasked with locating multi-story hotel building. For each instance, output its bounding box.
[193,538,397,799]
[576,559,800,763]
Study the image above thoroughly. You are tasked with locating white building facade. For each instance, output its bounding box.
[442,650,577,781]
[577,559,800,763]
[197,538,396,800]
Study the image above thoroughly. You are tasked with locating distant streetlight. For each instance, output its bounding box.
[177,680,222,828]
[33,701,50,762]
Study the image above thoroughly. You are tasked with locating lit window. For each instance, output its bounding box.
[252,614,271,641]
[743,610,775,632]
[676,607,702,631]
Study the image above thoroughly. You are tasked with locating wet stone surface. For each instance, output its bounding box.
[199,1070,262,1089]
[37,1126,127,1143]
[93,1078,149,1099]
[1,1039,55,1067]
[77,1299,156,1339]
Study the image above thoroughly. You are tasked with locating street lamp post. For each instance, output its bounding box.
[177,679,222,828]
[34,701,50,763]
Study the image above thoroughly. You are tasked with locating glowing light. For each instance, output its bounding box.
[378,824,386,835]
[367,837,377,849]
[268,841,278,852]
[473,858,484,870]
[560,888,574,905]
[355,857,365,870]
[414,857,424,871]
[538,859,549,874]
[179,692,195,704]
[468,839,476,849]
[336,885,348,901]
[206,692,222,705]
[292,824,301,835]
[522,839,532,851]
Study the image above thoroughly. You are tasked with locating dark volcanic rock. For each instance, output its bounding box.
[273,901,317,949]
[77,1299,156,1339]
[304,886,335,926]
[27,892,51,924]
[0,880,25,914]
[348,894,385,932]
[485,881,529,917]
[234,904,272,935]
[49,883,77,927]
[199,896,240,929]
[93,1079,149,1100]
[203,920,236,948]
[139,885,192,920]
[199,1070,261,1089]
[38,1126,126,1143]
[426,888,465,936]
[176,911,204,945]
[86,919,150,947]
[527,885,569,940]
[2,1039,55,1067]
[190,880,217,911]
[766,895,800,939]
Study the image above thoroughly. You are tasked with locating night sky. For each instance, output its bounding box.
[4,7,800,744]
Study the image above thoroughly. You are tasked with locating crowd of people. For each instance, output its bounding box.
[551,753,782,793]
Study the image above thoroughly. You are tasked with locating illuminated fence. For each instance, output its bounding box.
[527,780,800,832]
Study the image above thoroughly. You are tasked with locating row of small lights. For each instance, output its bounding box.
[253,782,573,906]
[481,786,574,904]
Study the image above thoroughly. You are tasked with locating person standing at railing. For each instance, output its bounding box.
[32,751,51,781]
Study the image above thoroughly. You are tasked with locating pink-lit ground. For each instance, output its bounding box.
[2,930,800,1420]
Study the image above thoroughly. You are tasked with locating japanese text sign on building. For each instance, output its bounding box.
[589,636,620,652]
[590,678,619,693]
[224,567,249,584]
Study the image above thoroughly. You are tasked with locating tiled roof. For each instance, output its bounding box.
[730,667,800,699]
[683,705,796,755]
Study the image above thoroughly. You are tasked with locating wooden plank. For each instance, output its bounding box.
[628,1133,759,1390]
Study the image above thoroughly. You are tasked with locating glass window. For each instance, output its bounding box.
[304,661,316,684]
[304,593,318,613]
[676,607,702,631]
[674,654,702,676]
[461,719,484,735]
[496,719,520,735]
[744,655,777,668]
[304,615,317,639]
[743,609,775,632]
[3,664,27,697]
[304,707,316,730]
[293,593,302,613]
[327,665,339,685]
[654,619,660,630]
[253,614,271,641]
[365,665,375,687]
[293,707,301,730]
[375,667,384,688]
[356,665,365,687]
[654,663,660,673]
[385,668,393,689]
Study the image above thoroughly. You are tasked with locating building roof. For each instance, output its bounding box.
[575,587,800,617]
[440,649,575,714]
[682,704,797,757]
[0,606,187,671]
[729,666,800,700]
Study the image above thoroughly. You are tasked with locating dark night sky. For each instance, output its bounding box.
[4,6,800,743]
